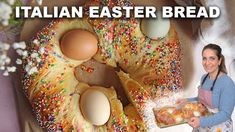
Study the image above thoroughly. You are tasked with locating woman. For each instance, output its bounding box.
[178,44,235,131]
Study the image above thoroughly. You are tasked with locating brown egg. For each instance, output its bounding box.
[60,29,98,60]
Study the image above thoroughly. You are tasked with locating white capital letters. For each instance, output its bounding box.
[162,6,173,18]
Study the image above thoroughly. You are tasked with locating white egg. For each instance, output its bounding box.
[175,116,183,123]
[167,108,174,114]
[80,89,111,126]
[193,111,201,117]
[141,12,170,39]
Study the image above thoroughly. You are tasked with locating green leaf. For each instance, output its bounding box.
[8,0,23,26]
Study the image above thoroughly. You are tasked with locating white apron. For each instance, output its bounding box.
[193,86,233,132]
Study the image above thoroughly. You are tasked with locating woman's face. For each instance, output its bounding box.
[202,49,221,75]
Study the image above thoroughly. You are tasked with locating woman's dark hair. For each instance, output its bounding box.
[201,43,227,90]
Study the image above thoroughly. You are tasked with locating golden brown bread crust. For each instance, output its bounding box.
[155,107,181,125]
[181,102,207,119]
[88,16,182,99]
[22,19,129,131]
[22,0,183,131]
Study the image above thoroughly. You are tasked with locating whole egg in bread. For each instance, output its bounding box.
[141,13,170,39]
[60,29,98,60]
[80,89,111,126]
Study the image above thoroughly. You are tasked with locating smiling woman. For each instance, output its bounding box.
[178,43,235,132]
[202,44,227,78]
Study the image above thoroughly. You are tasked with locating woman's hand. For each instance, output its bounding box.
[176,98,188,106]
[188,117,200,128]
